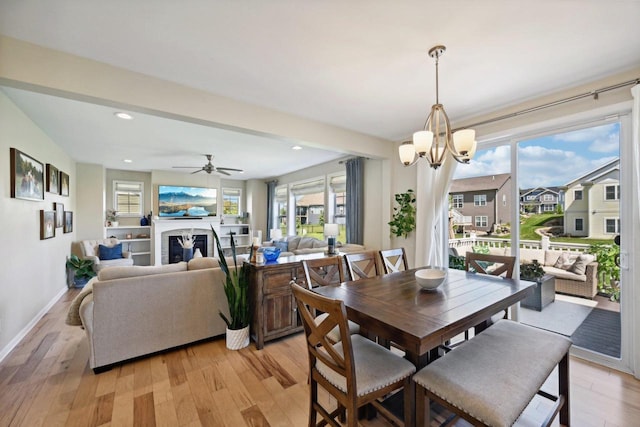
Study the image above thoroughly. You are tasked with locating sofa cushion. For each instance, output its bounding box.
[99,243,123,260]
[188,257,220,270]
[543,266,587,282]
[298,236,322,249]
[544,250,563,267]
[98,262,187,281]
[274,240,289,252]
[286,236,302,251]
[569,254,596,275]
[519,248,544,264]
[553,252,580,270]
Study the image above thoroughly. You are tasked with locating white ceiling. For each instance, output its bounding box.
[1,0,639,179]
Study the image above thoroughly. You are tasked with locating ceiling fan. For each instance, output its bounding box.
[172,154,243,176]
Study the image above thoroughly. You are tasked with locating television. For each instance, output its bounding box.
[158,185,217,217]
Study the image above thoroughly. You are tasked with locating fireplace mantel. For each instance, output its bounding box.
[152,218,220,265]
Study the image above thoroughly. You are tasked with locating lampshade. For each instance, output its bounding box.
[399,141,416,165]
[324,223,339,237]
[270,228,283,240]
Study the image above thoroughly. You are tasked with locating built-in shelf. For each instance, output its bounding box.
[105,225,151,265]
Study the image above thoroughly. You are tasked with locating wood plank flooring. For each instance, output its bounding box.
[1,288,639,426]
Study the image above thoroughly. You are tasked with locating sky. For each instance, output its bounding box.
[453,122,620,189]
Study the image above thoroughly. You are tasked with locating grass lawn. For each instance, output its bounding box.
[505,213,614,245]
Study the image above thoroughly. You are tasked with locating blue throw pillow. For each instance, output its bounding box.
[274,240,289,252]
[99,243,123,260]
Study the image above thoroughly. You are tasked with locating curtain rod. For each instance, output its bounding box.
[456,78,640,131]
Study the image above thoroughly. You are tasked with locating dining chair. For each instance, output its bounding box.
[443,251,517,352]
[291,282,416,427]
[379,248,409,274]
[301,257,360,343]
[344,251,381,281]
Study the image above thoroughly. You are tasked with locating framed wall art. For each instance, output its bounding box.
[59,171,70,196]
[46,163,59,194]
[64,211,73,233]
[10,148,45,201]
[40,210,55,240]
[54,202,64,228]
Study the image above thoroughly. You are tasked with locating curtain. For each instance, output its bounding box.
[415,153,458,268]
[345,157,364,244]
[266,180,278,233]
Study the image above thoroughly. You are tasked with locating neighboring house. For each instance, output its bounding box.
[520,186,564,214]
[449,173,512,233]
[563,158,620,239]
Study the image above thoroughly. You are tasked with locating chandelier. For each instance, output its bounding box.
[399,45,477,169]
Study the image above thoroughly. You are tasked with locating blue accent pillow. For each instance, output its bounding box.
[99,243,123,260]
[274,240,289,252]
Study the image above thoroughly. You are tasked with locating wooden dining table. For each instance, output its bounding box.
[313,267,535,427]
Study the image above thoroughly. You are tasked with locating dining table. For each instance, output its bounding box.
[312,267,535,427]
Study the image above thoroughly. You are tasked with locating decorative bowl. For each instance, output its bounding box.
[415,268,446,290]
[262,247,281,262]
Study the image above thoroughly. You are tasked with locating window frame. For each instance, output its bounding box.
[574,189,583,200]
[575,217,584,232]
[605,184,620,201]
[452,194,463,209]
[113,180,143,217]
[474,215,488,228]
[474,194,487,207]
[222,187,242,217]
[604,217,620,234]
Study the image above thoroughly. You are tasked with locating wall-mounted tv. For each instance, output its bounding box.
[158,185,217,217]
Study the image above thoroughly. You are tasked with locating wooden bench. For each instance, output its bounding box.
[413,320,571,427]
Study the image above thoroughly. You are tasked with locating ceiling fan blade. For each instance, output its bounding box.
[216,167,243,172]
[216,170,231,176]
[173,166,200,169]
[191,169,204,174]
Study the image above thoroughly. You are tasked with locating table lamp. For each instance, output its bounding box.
[324,223,339,255]
[270,228,283,241]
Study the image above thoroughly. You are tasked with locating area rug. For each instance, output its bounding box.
[519,300,593,336]
[570,308,621,358]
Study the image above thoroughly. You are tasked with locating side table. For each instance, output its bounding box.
[521,274,555,311]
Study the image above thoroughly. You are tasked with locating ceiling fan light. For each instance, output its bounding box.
[399,141,416,165]
[413,130,433,156]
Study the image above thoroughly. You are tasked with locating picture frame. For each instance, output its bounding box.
[40,210,55,240]
[46,163,59,194]
[59,171,70,196]
[64,211,73,233]
[10,148,45,201]
[54,202,64,228]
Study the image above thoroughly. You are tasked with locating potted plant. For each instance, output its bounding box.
[388,189,416,238]
[519,259,555,311]
[211,225,252,350]
[66,254,96,288]
[105,209,119,227]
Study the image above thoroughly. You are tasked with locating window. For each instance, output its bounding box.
[502,194,507,206]
[543,194,553,201]
[222,188,242,216]
[329,174,347,242]
[113,181,143,216]
[291,178,325,237]
[274,185,288,234]
[474,216,488,228]
[452,194,463,209]
[526,195,536,200]
[574,189,583,200]
[474,194,487,206]
[605,184,620,201]
[543,204,554,212]
[575,218,584,231]
[605,218,620,234]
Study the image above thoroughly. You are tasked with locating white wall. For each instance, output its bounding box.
[0,90,75,358]
[75,163,104,241]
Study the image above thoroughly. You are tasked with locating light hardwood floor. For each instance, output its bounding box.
[1,288,639,427]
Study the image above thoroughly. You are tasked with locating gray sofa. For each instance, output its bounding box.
[486,247,598,299]
[263,235,365,257]
[71,257,236,371]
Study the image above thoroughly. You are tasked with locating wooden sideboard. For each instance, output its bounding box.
[247,252,338,349]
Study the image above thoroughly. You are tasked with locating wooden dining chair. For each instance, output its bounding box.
[301,257,360,343]
[379,248,409,274]
[291,282,416,427]
[459,251,517,340]
[344,251,381,281]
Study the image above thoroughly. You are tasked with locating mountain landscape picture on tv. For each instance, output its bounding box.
[158,185,217,217]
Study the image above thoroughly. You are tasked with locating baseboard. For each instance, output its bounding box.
[0,286,68,364]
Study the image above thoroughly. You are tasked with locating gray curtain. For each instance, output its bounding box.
[266,180,278,232]
[345,157,364,244]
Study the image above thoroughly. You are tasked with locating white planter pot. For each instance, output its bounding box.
[226,326,250,350]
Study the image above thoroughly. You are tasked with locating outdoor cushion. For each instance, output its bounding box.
[542,266,587,282]
[570,254,596,275]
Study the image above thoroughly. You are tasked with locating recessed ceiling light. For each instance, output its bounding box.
[123,159,133,163]
[292,145,302,150]
[114,112,133,120]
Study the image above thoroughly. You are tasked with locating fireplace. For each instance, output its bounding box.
[168,235,208,264]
